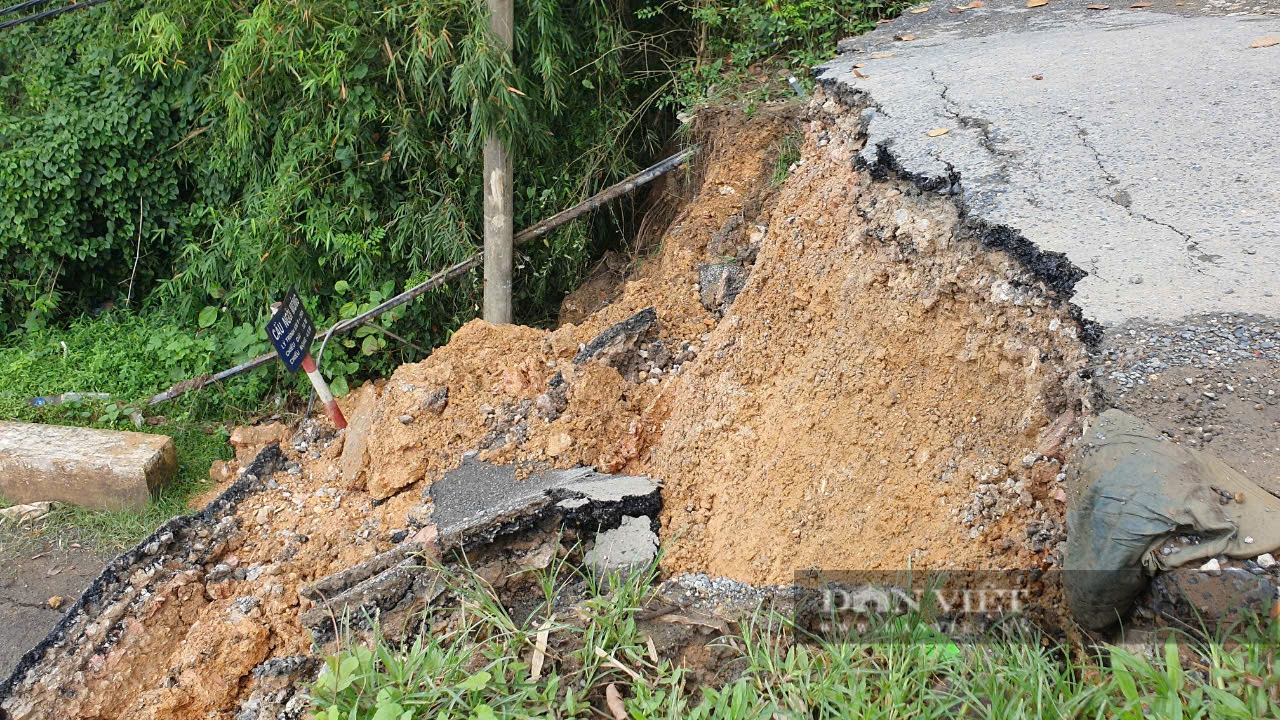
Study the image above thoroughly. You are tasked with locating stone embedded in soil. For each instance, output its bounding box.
[697,263,748,312]
[586,515,659,574]
[573,306,658,379]
[340,383,378,492]
[229,423,291,465]
[0,421,178,512]
[421,386,449,415]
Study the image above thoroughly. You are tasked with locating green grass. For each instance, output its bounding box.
[770,131,804,188]
[313,558,1280,719]
[0,311,263,551]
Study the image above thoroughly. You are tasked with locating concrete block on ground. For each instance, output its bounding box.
[587,515,658,575]
[0,421,177,511]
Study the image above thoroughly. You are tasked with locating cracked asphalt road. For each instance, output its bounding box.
[818,0,1279,326]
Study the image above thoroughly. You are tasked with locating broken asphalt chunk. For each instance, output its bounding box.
[573,306,658,372]
[427,458,662,553]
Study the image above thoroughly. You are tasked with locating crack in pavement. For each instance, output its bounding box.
[0,592,62,613]
[1069,117,1215,272]
[930,70,1044,184]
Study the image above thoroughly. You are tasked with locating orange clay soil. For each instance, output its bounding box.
[645,105,1089,583]
[2,98,1090,719]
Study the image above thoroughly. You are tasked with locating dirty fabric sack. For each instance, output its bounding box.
[1064,409,1280,630]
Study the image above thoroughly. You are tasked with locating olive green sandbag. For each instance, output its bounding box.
[1064,409,1280,630]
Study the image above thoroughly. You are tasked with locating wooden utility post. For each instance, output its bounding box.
[483,0,514,324]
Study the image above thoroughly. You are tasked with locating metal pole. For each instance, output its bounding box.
[482,0,514,324]
[146,146,697,407]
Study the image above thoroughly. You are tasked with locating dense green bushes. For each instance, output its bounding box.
[0,0,904,396]
[1,0,656,334]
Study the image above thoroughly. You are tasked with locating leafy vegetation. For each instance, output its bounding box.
[313,558,1280,719]
[0,0,907,544]
[1,0,656,337]
[0,0,906,335]
[0,313,251,547]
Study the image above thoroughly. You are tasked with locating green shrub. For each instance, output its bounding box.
[0,0,663,335]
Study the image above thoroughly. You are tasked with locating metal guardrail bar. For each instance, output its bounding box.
[146,145,698,406]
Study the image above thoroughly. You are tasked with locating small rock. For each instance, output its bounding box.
[1198,558,1222,576]
[546,432,573,458]
[1244,536,1254,544]
[398,414,415,424]
[47,595,64,610]
[256,506,274,525]
[422,387,450,415]
[1257,553,1277,570]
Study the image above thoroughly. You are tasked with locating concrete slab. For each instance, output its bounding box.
[0,422,176,511]
[586,515,659,574]
[427,457,661,551]
[817,0,1280,327]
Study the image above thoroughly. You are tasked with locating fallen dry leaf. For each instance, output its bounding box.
[853,69,869,78]
[594,647,643,682]
[1129,1,1150,6]
[1026,0,1047,6]
[870,53,896,59]
[952,0,984,9]
[48,595,64,610]
[646,636,659,664]
[1086,3,1109,8]
[1250,36,1279,49]
[910,6,930,12]
[853,63,866,68]
[605,684,626,720]
[529,618,552,682]
[1032,74,1044,80]
[896,34,917,41]
[927,128,951,137]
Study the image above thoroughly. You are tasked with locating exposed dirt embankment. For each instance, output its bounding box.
[1,97,1091,720]
[650,104,1089,583]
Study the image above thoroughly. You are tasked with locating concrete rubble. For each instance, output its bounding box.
[586,515,659,574]
[0,443,663,718]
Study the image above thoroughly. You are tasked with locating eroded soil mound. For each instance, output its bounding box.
[1,97,1091,719]
[649,106,1090,583]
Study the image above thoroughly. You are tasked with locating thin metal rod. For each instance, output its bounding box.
[0,0,112,31]
[146,145,698,406]
[0,0,54,19]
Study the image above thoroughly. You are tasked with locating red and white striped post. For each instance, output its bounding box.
[302,353,346,430]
